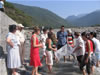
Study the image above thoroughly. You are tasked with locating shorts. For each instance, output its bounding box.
[77,55,83,64]
[91,54,96,66]
[95,52,100,61]
[46,50,53,65]
[80,54,92,74]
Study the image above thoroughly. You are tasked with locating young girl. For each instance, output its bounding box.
[46,33,57,73]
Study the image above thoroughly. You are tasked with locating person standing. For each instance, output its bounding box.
[73,32,85,66]
[6,25,21,75]
[80,32,94,75]
[67,29,74,60]
[89,32,100,67]
[46,33,57,74]
[57,25,67,62]
[16,24,25,65]
[40,28,48,63]
[48,28,58,62]
[30,26,43,75]
[0,0,4,12]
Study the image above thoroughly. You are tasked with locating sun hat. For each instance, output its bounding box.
[17,24,24,28]
[67,29,72,33]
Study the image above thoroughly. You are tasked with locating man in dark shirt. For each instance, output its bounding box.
[57,25,67,62]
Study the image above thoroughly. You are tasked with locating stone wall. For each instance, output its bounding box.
[0,11,17,75]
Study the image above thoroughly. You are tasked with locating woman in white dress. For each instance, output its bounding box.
[6,25,21,75]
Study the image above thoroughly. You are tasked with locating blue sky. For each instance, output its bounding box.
[7,0,100,18]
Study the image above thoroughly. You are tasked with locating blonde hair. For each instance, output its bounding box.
[34,26,40,32]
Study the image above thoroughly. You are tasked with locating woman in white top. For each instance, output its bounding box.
[6,25,21,75]
[89,32,100,67]
[0,0,4,12]
[40,28,48,63]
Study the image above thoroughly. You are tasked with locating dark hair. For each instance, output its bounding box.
[82,32,95,51]
[49,27,53,31]
[34,26,40,32]
[43,28,48,32]
[9,24,16,32]
[90,32,97,38]
[48,32,53,39]
[81,32,87,37]
[61,25,64,28]
[74,32,80,36]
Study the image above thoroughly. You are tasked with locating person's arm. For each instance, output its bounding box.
[33,35,42,48]
[6,37,14,48]
[48,39,57,51]
[57,32,59,40]
[73,39,82,53]
[87,40,91,59]
[85,40,91,63]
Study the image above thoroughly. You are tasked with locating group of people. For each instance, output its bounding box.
[6,24,100,75]
[6,24,25,75]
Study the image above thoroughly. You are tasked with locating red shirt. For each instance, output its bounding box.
[85,40,93,53]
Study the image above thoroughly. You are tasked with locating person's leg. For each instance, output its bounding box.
[86,58,92,75]
[47,65,52,73]
[21,42,25,64]
[80,55,86,75]
[64,56,66,62]
[32,67,36,75]
[91,66,94,75]
[96,60,99,67]
[35,67,42,75]
[41,55,45,63]
[82,69,86,75]
[12,68,16,75]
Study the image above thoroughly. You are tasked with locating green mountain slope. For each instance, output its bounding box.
[13,3,70,28]
[5,2,33,27]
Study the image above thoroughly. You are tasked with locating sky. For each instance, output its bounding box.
[7,0,100,18]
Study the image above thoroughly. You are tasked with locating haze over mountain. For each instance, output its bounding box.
[12,3,70,28]
[66,10,100,27]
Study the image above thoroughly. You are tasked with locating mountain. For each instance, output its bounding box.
[66,10,100,27]
[5,2,33,27]
[12,3,70,28]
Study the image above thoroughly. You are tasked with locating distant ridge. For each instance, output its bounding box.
[66,10,100,27]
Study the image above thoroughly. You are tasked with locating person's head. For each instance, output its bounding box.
[43,28,48,34]
[81,32,88,41]
[67,29,72,34]
[74,32,80,38]
[34,26,40,35]
[89,32,97,39]
[49,27,53,32]
[9,24,16,33]
[48,32,53,39]
[17,24,24,31]
[61,25,64,32]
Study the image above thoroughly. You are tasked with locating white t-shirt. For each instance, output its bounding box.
[16,30,25,43]
[0,1,4,8]
[92,38,100,52]
[40,33,48,49]
[74,36,85,56]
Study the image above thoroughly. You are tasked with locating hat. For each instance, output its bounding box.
[17,24,24,28]
[67,29,72,33]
